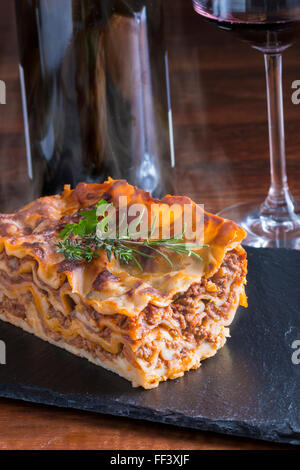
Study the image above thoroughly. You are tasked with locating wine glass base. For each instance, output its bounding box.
[217,199,300,249]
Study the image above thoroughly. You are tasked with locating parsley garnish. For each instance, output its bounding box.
[56,199,208,270]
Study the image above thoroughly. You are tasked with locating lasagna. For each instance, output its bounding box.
[0,179,247,388]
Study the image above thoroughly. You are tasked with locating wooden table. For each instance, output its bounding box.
[0,0,299,450]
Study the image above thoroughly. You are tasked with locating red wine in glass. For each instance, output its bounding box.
[193,0,300,248]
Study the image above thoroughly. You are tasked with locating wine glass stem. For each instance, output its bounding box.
[261,53,295,221]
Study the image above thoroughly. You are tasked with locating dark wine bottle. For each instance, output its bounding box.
[15,0,175,198]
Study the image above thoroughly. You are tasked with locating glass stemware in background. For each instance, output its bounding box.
[193,0,300,248]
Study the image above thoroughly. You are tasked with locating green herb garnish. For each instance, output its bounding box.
[56,199,208,270]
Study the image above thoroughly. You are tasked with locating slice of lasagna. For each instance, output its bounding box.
[0,179,247,388]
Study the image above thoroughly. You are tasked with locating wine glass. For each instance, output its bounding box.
[193,0,300,248]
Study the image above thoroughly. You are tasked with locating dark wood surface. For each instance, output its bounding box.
[0,0,299,450]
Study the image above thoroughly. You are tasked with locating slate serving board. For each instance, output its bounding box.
[0,247,300,445]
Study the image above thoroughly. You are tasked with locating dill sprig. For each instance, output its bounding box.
[56,199,208,270]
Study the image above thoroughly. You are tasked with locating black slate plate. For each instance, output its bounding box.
[0,247,300,445]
